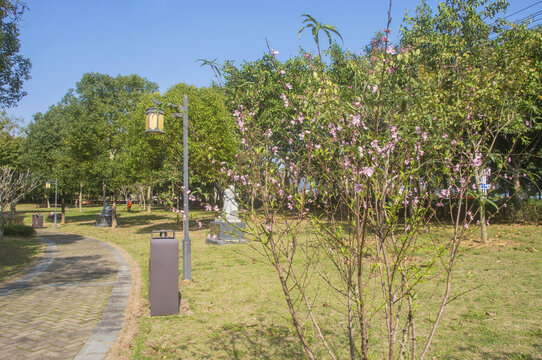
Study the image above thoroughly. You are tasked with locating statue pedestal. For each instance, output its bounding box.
[206,219,247,245]
[95,214,112,227]
[95,205,113,227]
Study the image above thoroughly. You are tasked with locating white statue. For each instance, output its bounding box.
[222,186,240,223]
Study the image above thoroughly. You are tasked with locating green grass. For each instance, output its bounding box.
[12,203,542,359]
[0,234,42,283]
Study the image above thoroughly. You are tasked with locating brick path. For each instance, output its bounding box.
[0,231,131,360]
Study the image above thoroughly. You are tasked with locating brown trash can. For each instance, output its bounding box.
[32,214,43,229]
[149,230,179,316]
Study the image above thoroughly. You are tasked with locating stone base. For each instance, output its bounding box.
[206,220,247,245]
[47,213,61,222]
[95,215,112,227]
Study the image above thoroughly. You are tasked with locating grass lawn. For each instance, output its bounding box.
[10,203,542,359]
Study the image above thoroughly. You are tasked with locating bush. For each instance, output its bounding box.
[513,200,542,224]
[493,199,542,224]
[3,224,35,237]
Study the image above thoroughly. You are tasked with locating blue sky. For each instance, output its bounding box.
[6,0,540,126]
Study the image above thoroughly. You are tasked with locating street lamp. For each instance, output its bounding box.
[145,95,191,281]
[45,179,58,229]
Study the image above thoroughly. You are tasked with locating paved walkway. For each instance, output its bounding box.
[0,231,131,360]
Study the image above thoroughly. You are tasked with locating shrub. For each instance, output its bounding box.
[3,224,35,237]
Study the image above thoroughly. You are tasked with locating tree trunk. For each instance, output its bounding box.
[474,169,488,243]
[171,181,175,210]
[147,186,152,213]
[61,196,66,225]
[512,174,523,212]
[112,189,117,228]
[79,182,83,212]
[102,182,107,206]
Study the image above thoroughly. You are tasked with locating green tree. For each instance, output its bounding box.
[160,83,237,194]
[0,0,31,107]
[0,111,22,167]
[401,0,541,240]
[21,73,159,220]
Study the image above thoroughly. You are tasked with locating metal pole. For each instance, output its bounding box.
[54,179,57,229]
[182,94,191,281]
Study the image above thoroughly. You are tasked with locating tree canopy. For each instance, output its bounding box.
[0,0,30,107]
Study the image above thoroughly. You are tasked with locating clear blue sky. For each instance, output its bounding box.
[6,0,540,126]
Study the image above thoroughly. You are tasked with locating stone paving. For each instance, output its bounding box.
[0,231,131,360]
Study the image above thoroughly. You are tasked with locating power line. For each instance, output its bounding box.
[502,0,542,20]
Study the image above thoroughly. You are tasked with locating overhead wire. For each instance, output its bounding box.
[488,2,542,40]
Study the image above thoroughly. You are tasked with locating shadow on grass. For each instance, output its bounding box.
[452,345,540,360]
[134,218,213,235]
[143,321,304,360]
[208,322,304,360]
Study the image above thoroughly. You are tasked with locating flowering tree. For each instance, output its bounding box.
[198,2,537,359]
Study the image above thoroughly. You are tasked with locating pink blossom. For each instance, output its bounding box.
[471,153,483,168]
[280,93,289,107]
[280,70,286,75]
[386,45,396,55]
[286,83,292,90]
[362,167,374,177]
[351,114,360,127]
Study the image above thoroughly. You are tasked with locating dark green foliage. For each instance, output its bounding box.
[3,223,34,237]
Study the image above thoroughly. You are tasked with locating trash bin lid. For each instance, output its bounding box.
[151,230,176,239]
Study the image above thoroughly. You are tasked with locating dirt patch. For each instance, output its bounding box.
[105,243,147,360]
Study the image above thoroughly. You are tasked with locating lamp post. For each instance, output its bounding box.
[46,179,58,229]
[145,95,191,281]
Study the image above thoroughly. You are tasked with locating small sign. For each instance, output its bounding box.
[481,184,490,190]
